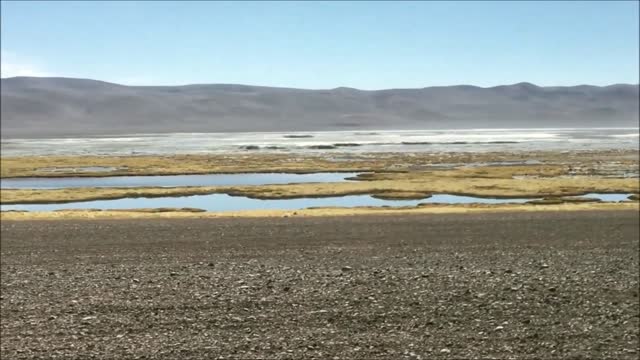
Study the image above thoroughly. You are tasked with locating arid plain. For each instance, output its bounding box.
[1,146,639,359]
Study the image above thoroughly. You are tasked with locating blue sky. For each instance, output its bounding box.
[1,1,638,88]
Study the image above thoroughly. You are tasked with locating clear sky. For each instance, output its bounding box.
[1,1,638,89]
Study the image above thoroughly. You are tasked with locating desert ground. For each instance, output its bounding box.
[1,211,639,359]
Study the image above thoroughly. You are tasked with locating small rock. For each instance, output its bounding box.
[494,325,504,331]
[341,266,353,272]
[440,348,451,353]
[309,309,329,314]
[540,263,549,269]
[548,287,557,292]
[169,272,179,277]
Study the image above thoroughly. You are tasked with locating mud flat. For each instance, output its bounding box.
[2,150,638,178]
[1,211,638,359]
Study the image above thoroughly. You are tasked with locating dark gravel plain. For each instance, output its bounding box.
[1,211,639,359]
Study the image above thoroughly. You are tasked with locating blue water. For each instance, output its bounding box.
[1,193,631,213]
[0,172,359,189]
[1,194,536,212]
[579,193,632,202]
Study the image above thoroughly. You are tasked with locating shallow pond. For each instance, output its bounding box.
[1,193,632,213]
[0,173,359,189]
[580,193,632,202]
[1,194,536,212]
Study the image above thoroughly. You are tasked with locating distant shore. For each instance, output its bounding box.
[2,128,638,157]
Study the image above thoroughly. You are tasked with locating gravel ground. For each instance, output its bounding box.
[1,211,639,359]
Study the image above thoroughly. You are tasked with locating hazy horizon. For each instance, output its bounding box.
[2,75,639,90]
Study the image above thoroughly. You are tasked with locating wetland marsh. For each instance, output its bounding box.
[1,148,638,216]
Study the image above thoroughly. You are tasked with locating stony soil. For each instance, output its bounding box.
[1,211,639,359]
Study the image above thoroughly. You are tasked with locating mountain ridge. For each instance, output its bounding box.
[4,76,638,90]
[1,77,638,138]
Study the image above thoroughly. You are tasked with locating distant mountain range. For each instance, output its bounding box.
[1,77,638,138]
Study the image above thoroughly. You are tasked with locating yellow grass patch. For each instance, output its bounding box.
[2,202,638,221]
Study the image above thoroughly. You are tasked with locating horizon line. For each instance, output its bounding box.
[2,76,639,91]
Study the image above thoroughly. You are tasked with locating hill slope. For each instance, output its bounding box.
[1,77,638,137]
